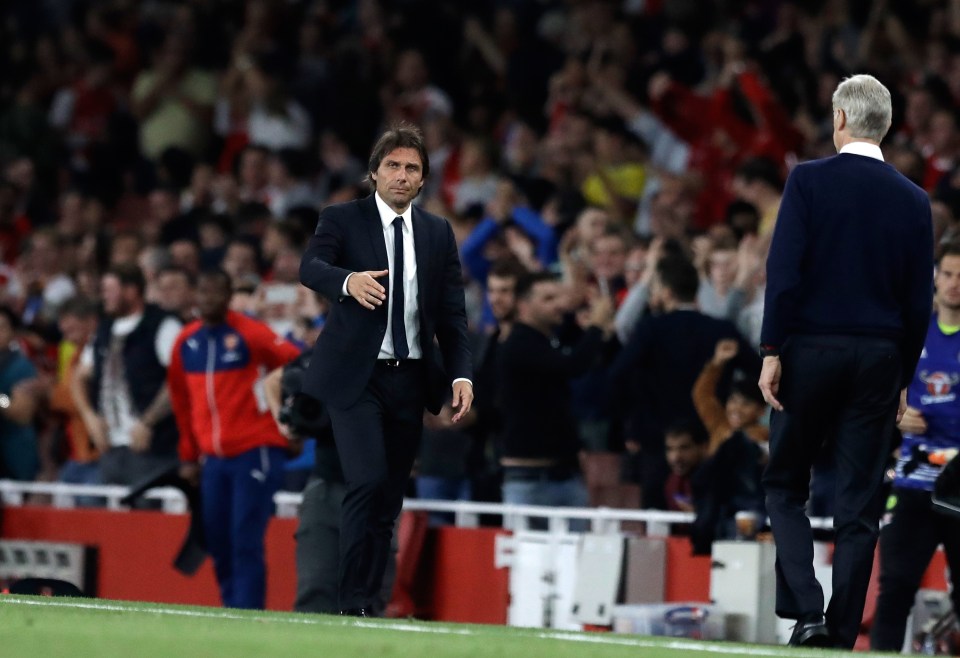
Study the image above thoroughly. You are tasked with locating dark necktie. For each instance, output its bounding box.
[392,216,409,359]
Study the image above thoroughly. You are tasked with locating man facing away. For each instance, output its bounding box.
[758,74,934,649]
[299,123,473,616]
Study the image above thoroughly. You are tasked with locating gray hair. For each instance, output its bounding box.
[831,74,893,143]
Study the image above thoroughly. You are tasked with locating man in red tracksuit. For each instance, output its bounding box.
[168,268,300,609]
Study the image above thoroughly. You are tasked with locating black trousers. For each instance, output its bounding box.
[870,488,960,651]
[327,360,425,611]
[293,476,397,615]
[762,335,900,649]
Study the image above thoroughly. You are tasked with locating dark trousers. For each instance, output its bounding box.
[871,488,960,651]
[327,360,426,611]
[762,335,900,649]
[201,446,285,609]
[100,446,178,486]
[293,475,398,615]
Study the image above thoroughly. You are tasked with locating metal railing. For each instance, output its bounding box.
[0,479,835,535]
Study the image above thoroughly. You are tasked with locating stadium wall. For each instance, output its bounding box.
[0,507,947,624]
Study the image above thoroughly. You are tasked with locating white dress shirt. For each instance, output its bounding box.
[373,192,422,360]
[340,193,472,387]
[839,141,884,161]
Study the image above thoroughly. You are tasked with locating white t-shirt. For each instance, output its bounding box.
[80,314,182,447]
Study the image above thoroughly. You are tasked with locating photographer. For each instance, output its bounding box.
[264,348,395,615]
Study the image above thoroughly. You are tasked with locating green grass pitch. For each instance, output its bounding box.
[0,595,888,657]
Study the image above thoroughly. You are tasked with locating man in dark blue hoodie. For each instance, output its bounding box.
[758,74,934,649]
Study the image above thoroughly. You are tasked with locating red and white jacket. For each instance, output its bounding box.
[168,311,300,462]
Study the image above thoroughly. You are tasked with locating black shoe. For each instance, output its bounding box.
[340,608,368,617]
[788,616,832,647]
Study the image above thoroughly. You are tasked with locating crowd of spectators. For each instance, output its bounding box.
[0,0,957,527]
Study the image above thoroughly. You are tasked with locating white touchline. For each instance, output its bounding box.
[0,597,844,658]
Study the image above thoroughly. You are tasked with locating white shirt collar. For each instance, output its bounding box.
[839,142,884,161]
[374,192,413,231]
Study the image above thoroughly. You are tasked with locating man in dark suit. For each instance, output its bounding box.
[758,74,934,649]
[610,255,760,509]
[299,124,473,616]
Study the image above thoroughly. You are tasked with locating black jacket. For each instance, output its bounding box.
[498,323,606,466]
[299,195,472,413]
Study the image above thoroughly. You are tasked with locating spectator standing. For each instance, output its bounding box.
[471,259,528,500]
[130,33,217,162]
[731,158,784,239]
[497,272,613,527]
[18,228,77,327]
[168,269,299,609]
[0,306,41,480]
[72,265,182,485]
[244,54,312,152]
[611,255,759,509]
[155,266,196,322]
[50,297,101,490]
[697,236,742,321]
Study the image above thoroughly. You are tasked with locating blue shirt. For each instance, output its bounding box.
[895,315,960,490]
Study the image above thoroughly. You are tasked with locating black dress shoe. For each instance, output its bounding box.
[788,616,832,647]
[340,608,368,617]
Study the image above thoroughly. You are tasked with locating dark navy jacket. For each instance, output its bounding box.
[761,152,934,387]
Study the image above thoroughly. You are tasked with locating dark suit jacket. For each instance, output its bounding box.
[761,152,933,386]
[299,194,472,413]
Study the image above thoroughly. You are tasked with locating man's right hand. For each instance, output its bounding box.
[898,404,927,434]
[712,339,739,366]
[179,462,200,487]
[346,270,388,310]
[84,412,110,453]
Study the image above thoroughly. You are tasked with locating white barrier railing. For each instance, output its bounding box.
[0,479,836,535]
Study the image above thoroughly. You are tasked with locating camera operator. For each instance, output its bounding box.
[264,349,396,615]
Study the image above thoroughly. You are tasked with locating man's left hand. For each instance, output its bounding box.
[451,381,474,423]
